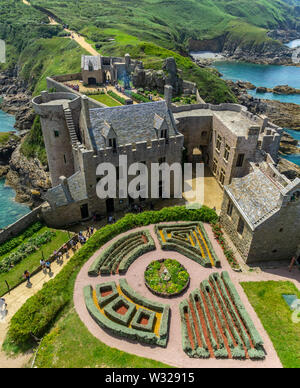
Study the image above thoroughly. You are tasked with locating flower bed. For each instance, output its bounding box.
[156,222,220,268]
[145,259,190,298]
[210,222,241,271]
[180,271,265,360]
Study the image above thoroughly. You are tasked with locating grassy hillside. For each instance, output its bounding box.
[31,0,300,51]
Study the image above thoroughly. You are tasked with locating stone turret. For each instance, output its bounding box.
[32,91,82,187]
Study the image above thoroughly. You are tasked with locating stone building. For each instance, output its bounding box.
[81,54,140,85]
[32,86,183,227]
[32,55,299,263]
[220,156,300,264]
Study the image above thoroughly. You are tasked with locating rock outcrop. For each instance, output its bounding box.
[132,57,196,95]
[6,145,51,207]
[277,158,300,180]
[0,70,35,131]
[0,136,20,165]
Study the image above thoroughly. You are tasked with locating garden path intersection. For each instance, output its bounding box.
[75,222,300,368]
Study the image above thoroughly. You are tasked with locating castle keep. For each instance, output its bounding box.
[32,55,300,264]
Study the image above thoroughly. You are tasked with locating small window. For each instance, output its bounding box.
[227,201,233,217]
[201,131,207,138]
[54,130,59,138]
[224,144,230,162]
[216,134,222,152]
[236,153,245,167]
[160,129,167,139]
[237,217,244,236]
[159,157,166,164]
[219,168,226,186]
[212,158,218,175]
[63,155,67,164]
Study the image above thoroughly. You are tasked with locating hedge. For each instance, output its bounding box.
[0,222,43,257]
[155,222,219,268]
[107,91,126,105]
[119,278,170,347]
[104,295,137,326]
[131,308,156,333]
[189,290,209,356]
[221,272,264,349]
[95,281,119,308]
[179,300,194,358]
[88,230,155,276]
[84,286,158,346]
[7,206,217,347]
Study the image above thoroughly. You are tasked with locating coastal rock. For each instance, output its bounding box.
[0,165,9,178]
[279,131,300,155]
[273,85,300,95]
[0,136,20,165]
[277,158,300,180]
[6,145,51,207]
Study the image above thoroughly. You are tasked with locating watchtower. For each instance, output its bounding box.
[32,91,82,187]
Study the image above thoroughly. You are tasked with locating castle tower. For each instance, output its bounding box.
[32,91,82,187]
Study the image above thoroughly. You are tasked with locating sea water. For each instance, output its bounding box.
[0,109,30,229]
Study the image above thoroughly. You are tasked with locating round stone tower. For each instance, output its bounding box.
[32,91,82,187]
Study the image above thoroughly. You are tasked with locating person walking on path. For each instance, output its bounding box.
[45,261,51,274]
[23,270,31,286]
[40,259,46,271]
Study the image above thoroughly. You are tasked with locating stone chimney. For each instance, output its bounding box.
[164,85,173,109]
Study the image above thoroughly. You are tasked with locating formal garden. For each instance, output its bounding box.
[2,206,299,368]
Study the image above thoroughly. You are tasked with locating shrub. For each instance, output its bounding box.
[0,222,43,257]
[7,206,217,347]
[107,91,126,105]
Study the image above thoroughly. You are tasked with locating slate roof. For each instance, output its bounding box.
[89,101,177,150]
[81,55,101,71]
[45,171,88,207]
[225,169,281,227]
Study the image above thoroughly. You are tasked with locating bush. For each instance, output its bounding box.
[7,206,217,347]
[130,92,151,103]
[107,91,126,105]
[0,222,43,257]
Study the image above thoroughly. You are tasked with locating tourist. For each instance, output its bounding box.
[90,226,95,235]
[108,215,113,224]
[58,251,63,262]
[23,270,31,286]
[45,261,51,274]
[0,298,7,310]
[40,259,46,270]
[289,245,300,272]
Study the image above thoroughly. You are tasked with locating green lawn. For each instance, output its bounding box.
[89,93,122,107]
[34,307,171,368]
[0,227,70,296]
[241,281,300,368]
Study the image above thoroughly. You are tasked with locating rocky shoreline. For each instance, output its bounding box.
[0,69,50,207]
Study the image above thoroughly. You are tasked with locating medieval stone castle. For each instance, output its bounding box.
[32,54,300,265]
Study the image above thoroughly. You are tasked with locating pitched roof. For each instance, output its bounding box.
[225,169,281,228]
[89,101,177,150]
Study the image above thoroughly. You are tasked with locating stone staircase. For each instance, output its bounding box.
[64,108,79,146]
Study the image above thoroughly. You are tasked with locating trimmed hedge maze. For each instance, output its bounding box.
[180,271,265,360]
[84,279,170,347]
[88,230,155,276]
[156,222,220,268]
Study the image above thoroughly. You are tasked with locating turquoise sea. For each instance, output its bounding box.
[0,109,30,229]
[282,129,300,166]
[213,61,300,105]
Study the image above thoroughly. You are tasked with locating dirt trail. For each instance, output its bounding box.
[0,233,93,368]
[22,0,99,56]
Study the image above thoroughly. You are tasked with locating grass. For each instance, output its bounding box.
[0,227,69,297]
[34,306,171,368]
[89,93,122,107]
[241,281,300,368]
[0,132,17,145]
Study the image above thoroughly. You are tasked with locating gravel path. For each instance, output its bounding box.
[74,223,299,368]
